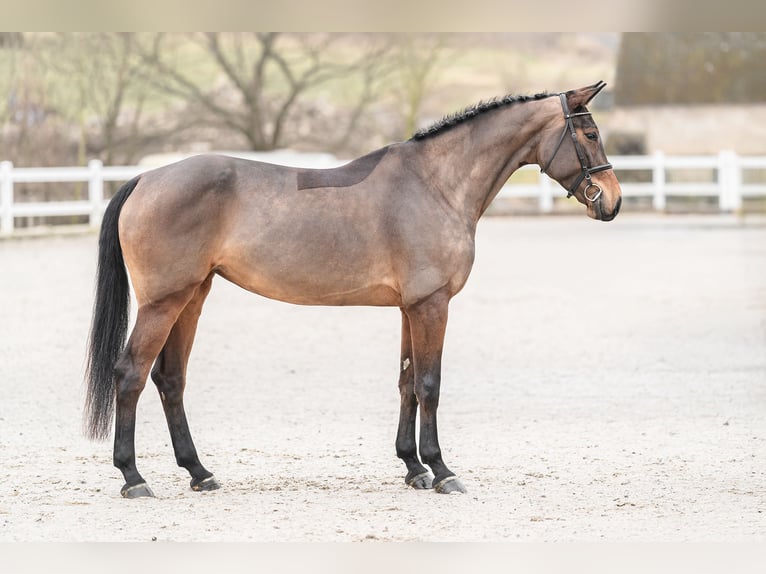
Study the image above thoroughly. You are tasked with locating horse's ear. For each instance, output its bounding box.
[565,81,607,109]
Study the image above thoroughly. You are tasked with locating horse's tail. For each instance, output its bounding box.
[84,176,140,441]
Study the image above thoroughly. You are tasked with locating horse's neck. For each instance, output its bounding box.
[415,101,552,222]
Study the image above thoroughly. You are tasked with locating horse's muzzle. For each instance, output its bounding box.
[592,195,621,222]
[601,196,621,221]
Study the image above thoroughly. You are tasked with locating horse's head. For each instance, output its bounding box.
[538,81,622,221]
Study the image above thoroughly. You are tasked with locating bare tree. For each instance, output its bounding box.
[30,33,165,165]
[0,33,70,167]
[389,33,456,138]
[0,31,24,128]
[139,33,393,152]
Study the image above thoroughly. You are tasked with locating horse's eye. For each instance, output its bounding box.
[585,132,598,141]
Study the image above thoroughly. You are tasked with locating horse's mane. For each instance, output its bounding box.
[411,91,553,141]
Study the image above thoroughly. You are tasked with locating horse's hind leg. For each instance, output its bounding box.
[395,309,433,489]
[150,273,218,492]
[113,288,197,498]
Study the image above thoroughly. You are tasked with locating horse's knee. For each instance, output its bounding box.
[399,375,415,398]
[414,376,440,410]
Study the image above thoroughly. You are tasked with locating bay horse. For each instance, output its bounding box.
[85,81,621,498]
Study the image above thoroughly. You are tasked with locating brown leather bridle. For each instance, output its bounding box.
[540,92,612,202]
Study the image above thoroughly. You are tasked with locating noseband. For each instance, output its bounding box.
[540,93,612,201]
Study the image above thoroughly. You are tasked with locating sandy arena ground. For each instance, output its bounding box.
[0,215,764,542]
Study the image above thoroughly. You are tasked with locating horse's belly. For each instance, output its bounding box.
[215,260,402,307]
[217,198,405,305]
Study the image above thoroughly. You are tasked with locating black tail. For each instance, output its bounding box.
[84,176,140,441]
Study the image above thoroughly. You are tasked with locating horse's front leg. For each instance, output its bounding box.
[395,309,433,489]
[404,290,467,494]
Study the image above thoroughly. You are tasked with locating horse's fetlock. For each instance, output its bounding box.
[113,449,132,471]
[420,447,442,466]
[396,441,417,460]
[175,454,193,468]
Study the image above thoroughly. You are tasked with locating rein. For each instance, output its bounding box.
[540,93,612,202]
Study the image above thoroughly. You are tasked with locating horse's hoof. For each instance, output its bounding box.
[191,475,220,492]
[121,482,155,499]
[405,471,433,490]
[433,476,466,494]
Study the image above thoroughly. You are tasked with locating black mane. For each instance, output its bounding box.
[411,92,553,140]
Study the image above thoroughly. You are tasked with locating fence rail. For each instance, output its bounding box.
[499,150,766,213]
[1,152,766,236]
[0,160,143,236]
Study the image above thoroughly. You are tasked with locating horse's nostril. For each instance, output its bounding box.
[597,194,621,222]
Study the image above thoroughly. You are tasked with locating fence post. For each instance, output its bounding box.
[718,150,740,212]
[652,151,666,211]
[730,152,743,211]
[1,161,13,236]
[539,172,553,213]
[88,159,104,229]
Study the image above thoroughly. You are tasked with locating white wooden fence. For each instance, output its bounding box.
[0,160,143,236]
[498,150,766,213]
[1,151,766,236]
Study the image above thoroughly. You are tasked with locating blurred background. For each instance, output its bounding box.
[1,32,765,232]
[1,32,765,544]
